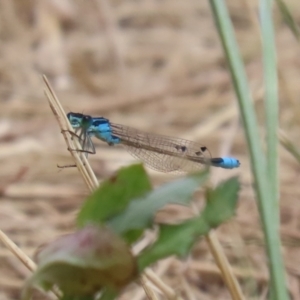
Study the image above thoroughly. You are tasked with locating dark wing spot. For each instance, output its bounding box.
[175,145,187,152]
[200,146,207,152]
[195,151,202,156]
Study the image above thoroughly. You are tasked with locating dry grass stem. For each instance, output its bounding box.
[0,230,36,272]
[43,75,98,190]
[205,232,245,300]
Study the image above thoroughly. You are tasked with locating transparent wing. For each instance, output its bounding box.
[74,128,95,158]
[111,123,212,173]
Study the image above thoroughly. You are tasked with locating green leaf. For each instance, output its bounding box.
[108,169,209,238]
[22,225,137,299]
[77,164,152,227]
[202,177,240,227]
[138,177,239,270]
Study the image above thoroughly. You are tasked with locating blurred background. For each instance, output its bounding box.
[1,0,300,299]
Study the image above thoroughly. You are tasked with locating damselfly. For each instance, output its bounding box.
[66,112,240,172]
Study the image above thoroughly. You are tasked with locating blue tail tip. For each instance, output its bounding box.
[221,157,240,169]
[211,157,240,169]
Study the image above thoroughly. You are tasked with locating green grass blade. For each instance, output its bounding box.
[209,1,288,299]
[260,0,279,225]
[259,5,286,297]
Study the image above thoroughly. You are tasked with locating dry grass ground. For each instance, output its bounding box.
[1,0,300,299]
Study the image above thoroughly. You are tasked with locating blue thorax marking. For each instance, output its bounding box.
[88,117,120,145]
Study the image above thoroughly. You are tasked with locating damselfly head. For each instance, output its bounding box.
[67,112,93,129]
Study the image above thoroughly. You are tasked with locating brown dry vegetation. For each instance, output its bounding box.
[1,0,300,299]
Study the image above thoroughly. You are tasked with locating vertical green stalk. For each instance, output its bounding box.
[208,1,288,299]
[260,1,282,297]
[260,0,279,226]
